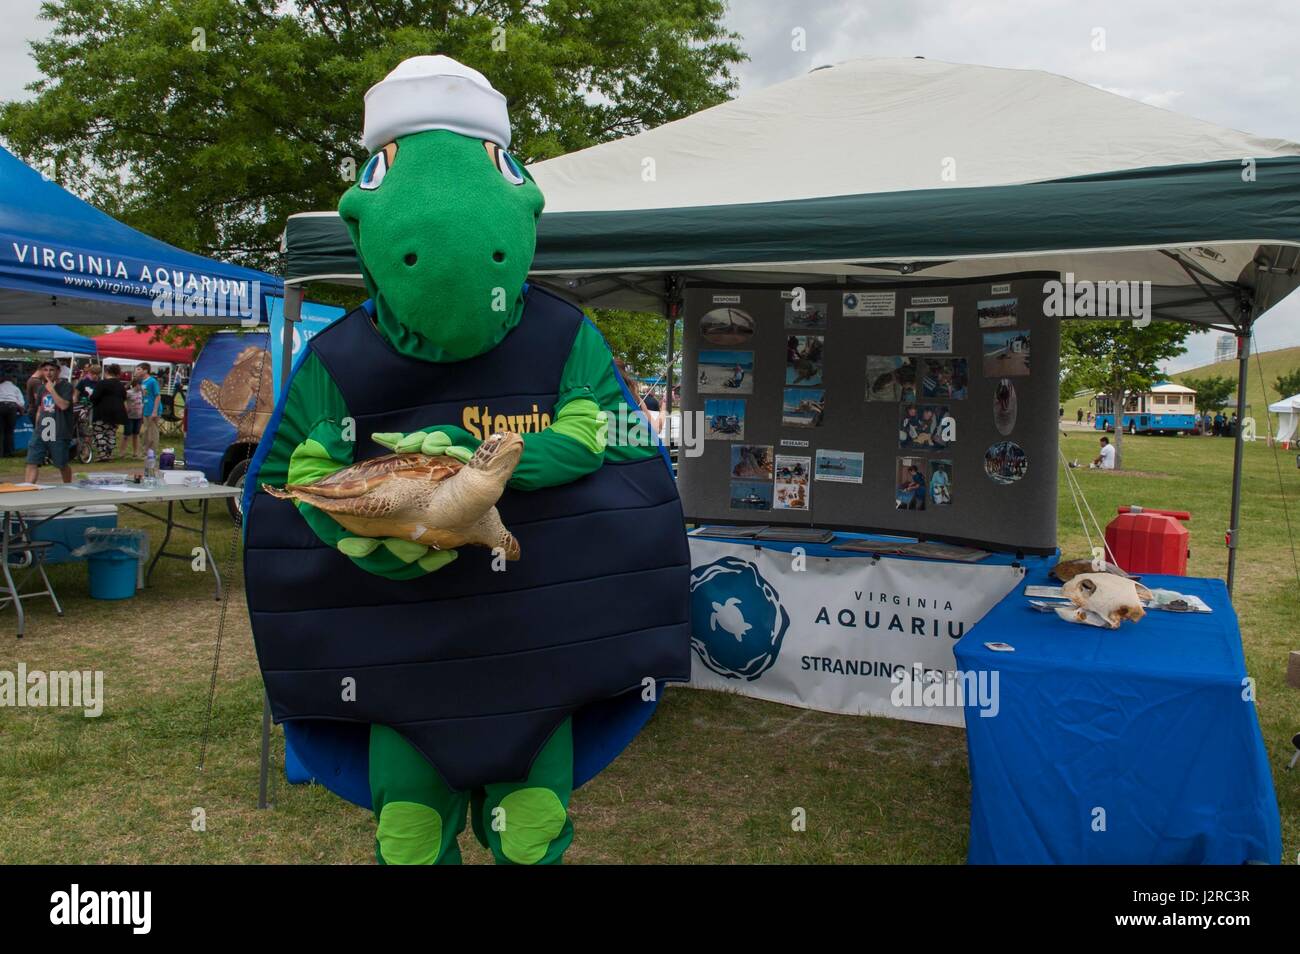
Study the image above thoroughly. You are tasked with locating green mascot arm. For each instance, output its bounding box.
[260,353,455,579]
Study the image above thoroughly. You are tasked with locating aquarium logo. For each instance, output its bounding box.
[689,556,789,680]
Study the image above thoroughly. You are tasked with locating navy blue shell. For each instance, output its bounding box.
[244,286,690,793]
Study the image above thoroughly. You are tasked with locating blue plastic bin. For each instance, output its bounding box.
[86,551,138,600]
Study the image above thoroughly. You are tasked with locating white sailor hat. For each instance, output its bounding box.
[362,54,510,153]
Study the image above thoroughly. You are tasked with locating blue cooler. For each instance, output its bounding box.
[20,505,119,565]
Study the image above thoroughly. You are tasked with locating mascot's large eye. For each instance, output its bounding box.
[484,141,525,185]
[359,142,398,190]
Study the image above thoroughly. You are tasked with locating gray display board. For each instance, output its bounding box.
[678,275,1060,553]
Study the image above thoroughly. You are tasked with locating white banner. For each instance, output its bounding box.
[687,539,1024,727]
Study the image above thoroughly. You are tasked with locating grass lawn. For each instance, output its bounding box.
[0,431,1297,864]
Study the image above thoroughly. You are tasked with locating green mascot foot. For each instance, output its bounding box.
[473,719,575,865]
[369,725,468,865]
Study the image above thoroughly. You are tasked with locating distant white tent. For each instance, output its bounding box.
[1268,393,1300,445]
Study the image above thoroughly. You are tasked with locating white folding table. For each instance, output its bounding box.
[1,482,242,637]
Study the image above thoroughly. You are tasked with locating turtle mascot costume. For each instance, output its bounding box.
[243,55,690,864]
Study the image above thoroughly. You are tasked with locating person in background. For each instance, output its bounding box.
[1090,435,1116,470]
[135,362,161,457]
[124,374,144,458]
[25,366,45,420]
[25,360,74,484]
[1076,407,1084,424]
[642,387,661,412]
[614,358,660,438]
[0,373,25,457]
[74,363,99,403]
[89,363,128,463]
[905,463,927,510]
[58,359,72,382]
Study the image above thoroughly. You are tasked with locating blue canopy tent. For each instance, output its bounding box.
[0,325,96,353]
[0,145,281,326]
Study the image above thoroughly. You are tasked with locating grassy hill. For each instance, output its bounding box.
[1063,344,1300,423]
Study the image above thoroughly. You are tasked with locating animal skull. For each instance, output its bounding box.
[1060,573,1153,629]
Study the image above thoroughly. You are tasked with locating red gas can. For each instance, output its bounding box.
[1104,506,1190,575]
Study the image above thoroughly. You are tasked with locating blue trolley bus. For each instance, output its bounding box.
[1094,382,1198,434]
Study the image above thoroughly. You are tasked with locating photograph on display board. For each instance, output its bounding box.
[730,444,774,480]
[982,330,1031,376]
[899,403,956,450]
[814,448,864,483]
[866,355,917,401]
[994,378,1018,435]
[984,441,1028,484]
[894,456,928,510]
[782,387,825,427]
[903,306,953,353]
[729,479,772,512]
[919,357,969,400]
[774,454,811,510]
[698,349,754,394]
[700,307,755,346]
[930,459,953,506]
[842,290,896,318]
[705,398,746,440]
[784,300,829,330]
[786,334,825,385]
[977,297,1018,328]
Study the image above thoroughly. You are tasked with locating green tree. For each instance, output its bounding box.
[1059,320,1190,468]
[1179,374,1235,415]
[1273,367,1300,399]
[1,0,744,346]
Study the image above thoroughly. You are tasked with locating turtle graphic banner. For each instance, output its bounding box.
[686,538,1023,727]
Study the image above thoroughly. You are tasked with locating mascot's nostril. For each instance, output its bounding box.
[404,252,418,266]
[493,250,505,263]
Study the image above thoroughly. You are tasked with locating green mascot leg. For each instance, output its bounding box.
[369,724,469,865]
[471,719,574,865]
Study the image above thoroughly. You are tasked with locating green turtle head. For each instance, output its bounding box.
[339,128,544,361]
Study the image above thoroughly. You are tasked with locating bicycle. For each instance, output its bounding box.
[73,403,95,465]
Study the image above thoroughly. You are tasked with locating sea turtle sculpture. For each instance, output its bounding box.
[264,431,524,559]
[200,345,275,442]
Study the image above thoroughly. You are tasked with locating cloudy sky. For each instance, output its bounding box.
[4,0,1297,370]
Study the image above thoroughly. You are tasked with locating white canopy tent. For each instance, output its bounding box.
[1269,393,1300,445]
[280,56,1300,592]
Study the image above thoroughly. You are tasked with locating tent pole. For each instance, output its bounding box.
[279,283,303,397]
[258,282,304,809]
[663,274,682,417]
[1225,299,1253,597]
[664,301,675,416]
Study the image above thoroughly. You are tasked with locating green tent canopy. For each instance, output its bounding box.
[283,57,1300,329]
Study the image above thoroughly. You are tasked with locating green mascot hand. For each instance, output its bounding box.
[371,425,479,463]
[285,421,462,576]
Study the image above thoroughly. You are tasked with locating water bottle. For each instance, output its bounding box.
[144,449,157,485]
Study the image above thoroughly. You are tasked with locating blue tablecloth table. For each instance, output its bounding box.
[955,571,1281,864]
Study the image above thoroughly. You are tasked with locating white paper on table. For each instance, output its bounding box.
[84,484,156,493]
